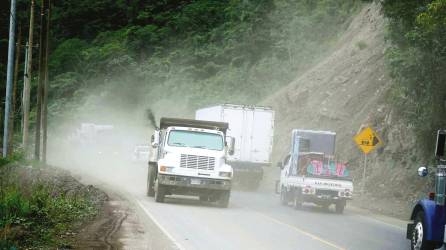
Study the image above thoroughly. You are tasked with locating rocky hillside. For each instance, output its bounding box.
[263,2,428,218]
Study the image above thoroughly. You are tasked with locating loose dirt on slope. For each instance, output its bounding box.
[262,2,419,219]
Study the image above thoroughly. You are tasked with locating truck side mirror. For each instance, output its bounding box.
[151,130,160,148]
[226,136,235,156]
[418,166,428,177]
[435,130,446,159]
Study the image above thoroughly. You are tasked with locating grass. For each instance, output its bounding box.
[0,161,98,249]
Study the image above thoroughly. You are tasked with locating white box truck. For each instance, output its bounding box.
[195,104,275,189]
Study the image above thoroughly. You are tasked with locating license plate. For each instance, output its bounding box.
[191,179,201,185]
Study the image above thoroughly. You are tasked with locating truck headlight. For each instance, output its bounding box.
[160,165,174,173]
[219,171,232,178]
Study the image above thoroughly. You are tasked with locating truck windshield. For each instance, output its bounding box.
[167,130,224,151]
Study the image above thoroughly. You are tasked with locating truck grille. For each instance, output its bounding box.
[316,189,338,197]
[180,154,215,170]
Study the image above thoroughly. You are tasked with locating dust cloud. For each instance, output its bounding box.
[46,83,170,195]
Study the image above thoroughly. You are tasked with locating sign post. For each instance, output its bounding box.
[354,127,383,194]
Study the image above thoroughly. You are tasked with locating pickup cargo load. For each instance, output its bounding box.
[195,104,275,189]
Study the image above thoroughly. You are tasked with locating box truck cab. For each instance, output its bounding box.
[147,118,234,207]
[407,130,446,250]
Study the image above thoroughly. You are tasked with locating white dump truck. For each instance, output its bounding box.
[277,130,353,213]
[147,118,234,207]
[195,104,275,190]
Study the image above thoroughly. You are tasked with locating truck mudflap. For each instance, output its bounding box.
[158,174,231,190]
[406,223,415,239]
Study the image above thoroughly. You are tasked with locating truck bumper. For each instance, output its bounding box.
[302,194,350,204]
[158,174,231,191]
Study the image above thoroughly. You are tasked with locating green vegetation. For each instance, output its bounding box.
[382,0,446,151]
[0,164,98,249]
[0,2,367,246]
[1,0,366,126]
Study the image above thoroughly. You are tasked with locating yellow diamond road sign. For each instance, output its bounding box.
[354,127,383,154]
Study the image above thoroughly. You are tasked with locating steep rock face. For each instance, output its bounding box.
[264,3,389,163]
[262,3,426,216]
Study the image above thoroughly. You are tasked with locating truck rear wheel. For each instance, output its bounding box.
[146,164,156,197]
[335,200,345,214]
[411,211,436,250]
[217,191,230,208]
[199,195,210,202]
[155,180,166,203]
[245,179,261,191]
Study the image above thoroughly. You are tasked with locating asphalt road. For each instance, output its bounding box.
[135,191,409,250]
[56,157,410,250]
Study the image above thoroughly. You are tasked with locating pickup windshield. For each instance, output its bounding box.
[167,130,224,151]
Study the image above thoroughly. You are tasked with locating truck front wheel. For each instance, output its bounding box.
[146,164,156,197]
[217,191,230,208]
[155,180,166,203]
[293,191,302,210]
[411,211,436,250]
[280,187,289,206]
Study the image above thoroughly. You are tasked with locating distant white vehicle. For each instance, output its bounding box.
[196,104,275,189]
[132,144,150,162]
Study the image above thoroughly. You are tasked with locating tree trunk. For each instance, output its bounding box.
[23,0,35,157]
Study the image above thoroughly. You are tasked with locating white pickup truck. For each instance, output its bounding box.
[277,130,353,214]
[147,118,234,207]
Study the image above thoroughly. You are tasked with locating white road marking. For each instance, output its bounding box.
[136,200,186,250]
[246,207,346,250]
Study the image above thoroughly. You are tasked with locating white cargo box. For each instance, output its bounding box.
[196,104,274,165]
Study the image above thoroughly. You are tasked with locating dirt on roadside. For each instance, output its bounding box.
[72,200,126,249]
[0,165,132,249]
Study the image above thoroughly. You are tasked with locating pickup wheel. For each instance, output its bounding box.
[293,191,302,210]
[411,211,436,250]
[154,180,166,203]
[280,187,289,206]
[146,164,156,197]
[335,200,345,214]
[217,191,230,208]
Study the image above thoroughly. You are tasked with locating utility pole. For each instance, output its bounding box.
[22,43,28,132]
[8,23,22,155]
[23,0,35,156]
[3,0,17,157]
[42,0,51,163]
[35,0,48,160]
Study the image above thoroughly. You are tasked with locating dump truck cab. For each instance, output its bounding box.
[147,118,234,207]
